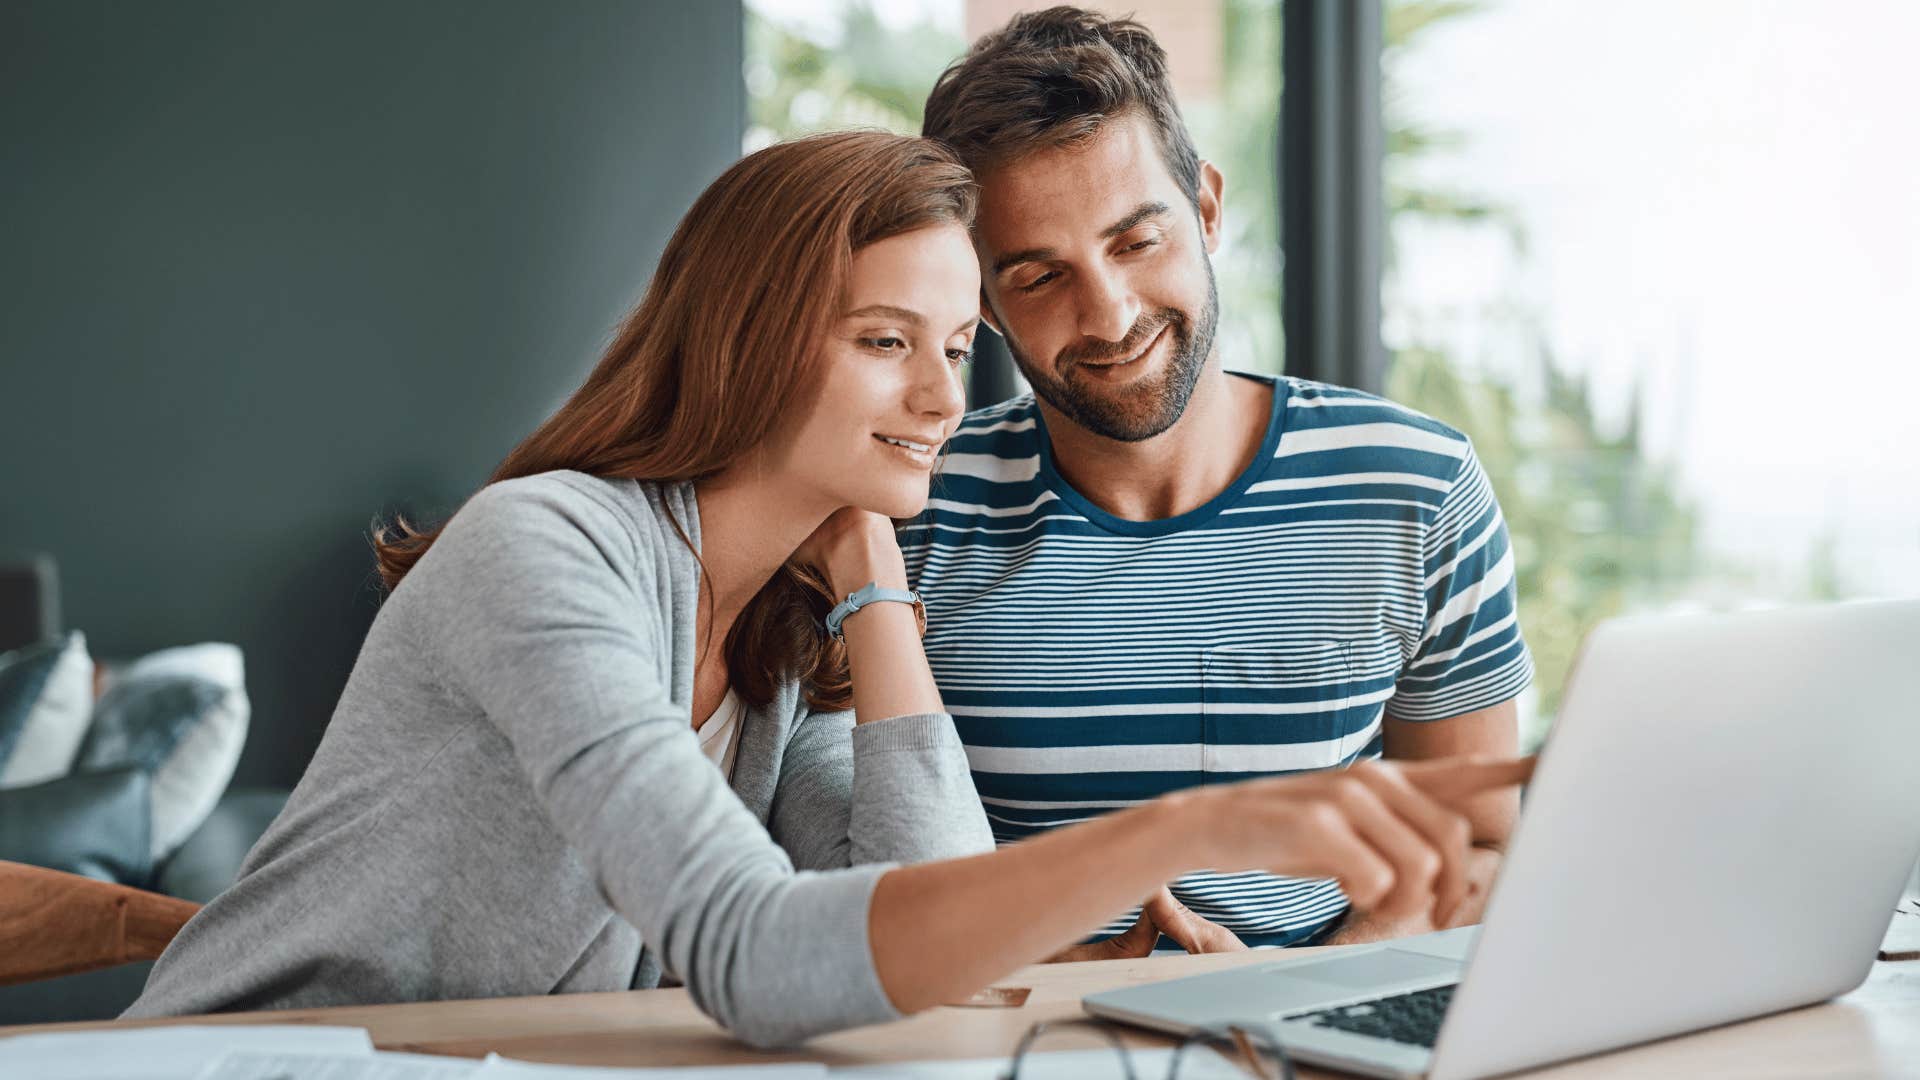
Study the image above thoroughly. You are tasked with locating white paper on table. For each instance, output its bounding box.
[830,1046,1249,1079]
[194,1049,479,1079]
[476,1054,828,1078]
[196,1046,825,1079]
[0,1024,374,1080]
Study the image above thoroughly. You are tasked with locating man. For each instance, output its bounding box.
[904,6,1533,954]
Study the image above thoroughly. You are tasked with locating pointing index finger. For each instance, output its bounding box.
[1403,755,1537,807]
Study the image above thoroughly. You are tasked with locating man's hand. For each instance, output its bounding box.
[1045,888,1248,962]
[1323,911,1435,946]
[1143,888,1248,954]
[1045,907,1160,963]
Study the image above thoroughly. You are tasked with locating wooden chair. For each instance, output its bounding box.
[0,860,201,986]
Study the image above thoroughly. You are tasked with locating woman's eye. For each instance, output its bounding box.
[1017,271,1058,293]
[945,347,974,367]
[860,336,907,352]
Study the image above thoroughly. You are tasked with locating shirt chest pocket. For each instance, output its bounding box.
[1200,640,1374,777]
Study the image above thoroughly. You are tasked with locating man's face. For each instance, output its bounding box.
[973,113,1224,443]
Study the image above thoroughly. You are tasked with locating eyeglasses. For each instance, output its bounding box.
[1000,1017,1297,1080]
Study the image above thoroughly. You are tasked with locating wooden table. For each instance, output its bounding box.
[5,950,1918,1077]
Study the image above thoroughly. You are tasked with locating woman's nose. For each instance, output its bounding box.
[911,354,967,422]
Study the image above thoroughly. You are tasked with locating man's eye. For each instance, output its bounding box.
[1017,271,1058,293]
[1125,238,1159,253]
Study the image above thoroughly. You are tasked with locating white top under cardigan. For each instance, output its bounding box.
[697,688,744,778]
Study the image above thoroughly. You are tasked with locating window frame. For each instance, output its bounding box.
[1279,0,1385,394]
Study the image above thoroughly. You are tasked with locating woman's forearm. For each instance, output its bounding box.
[826,531,944,725]
[839,598,945,724]
[866,790,1210,1013]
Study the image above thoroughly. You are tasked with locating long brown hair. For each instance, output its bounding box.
[374,131,975,710]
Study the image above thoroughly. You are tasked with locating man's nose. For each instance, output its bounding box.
[1074,268,1140,343]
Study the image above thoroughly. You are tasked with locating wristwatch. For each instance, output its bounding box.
[825,582,924,640]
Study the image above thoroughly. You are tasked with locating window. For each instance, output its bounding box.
[1382,0,1920,746]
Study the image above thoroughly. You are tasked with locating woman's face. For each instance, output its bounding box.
[773,223,978,520]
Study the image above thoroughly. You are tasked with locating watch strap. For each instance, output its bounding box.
[825,583,923,640]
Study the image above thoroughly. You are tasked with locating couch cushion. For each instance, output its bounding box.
[0,631,94,790]
[75,644,248,865]
[0,766,151,884]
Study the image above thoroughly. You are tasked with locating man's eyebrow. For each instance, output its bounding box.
[1100,200,1172,240]
[842,304,924,327]
[990,200,1174,278]
[991,246,1055,278]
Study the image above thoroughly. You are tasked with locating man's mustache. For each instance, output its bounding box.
[1055,310,1183,368]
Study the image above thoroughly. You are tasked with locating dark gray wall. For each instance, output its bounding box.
[0,0,744,787]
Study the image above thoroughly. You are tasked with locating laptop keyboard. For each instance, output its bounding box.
[1289,984,1456,1048]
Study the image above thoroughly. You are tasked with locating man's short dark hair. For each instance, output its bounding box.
[922,5,1201,205]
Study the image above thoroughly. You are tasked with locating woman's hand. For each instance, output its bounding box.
[1200,756,1535,929]
[795,507,908,596]
[1047,756,1531,962]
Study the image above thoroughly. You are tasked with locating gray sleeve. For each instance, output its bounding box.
[413,479,900,1047]
[770,709,996,871]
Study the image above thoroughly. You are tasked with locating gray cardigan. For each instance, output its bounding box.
[125,473,994,1046]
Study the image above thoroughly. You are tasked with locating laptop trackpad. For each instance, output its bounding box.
[1275,948,1460,990]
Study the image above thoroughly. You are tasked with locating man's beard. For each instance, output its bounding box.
[1000,262,1220,444]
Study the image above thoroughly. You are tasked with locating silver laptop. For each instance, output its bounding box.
[1085,600,1920,1079]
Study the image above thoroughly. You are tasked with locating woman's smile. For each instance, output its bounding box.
[874,432,942,468]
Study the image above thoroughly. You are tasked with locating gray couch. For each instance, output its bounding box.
[0,558,290,1023]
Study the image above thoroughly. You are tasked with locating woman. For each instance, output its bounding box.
[127,132,1530,1046]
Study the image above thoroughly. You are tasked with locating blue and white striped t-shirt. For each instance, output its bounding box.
[900,373,1533,947]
